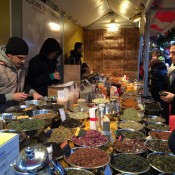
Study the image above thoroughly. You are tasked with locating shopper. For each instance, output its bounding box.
[161,43,175,116]
[27,38,62,96]
[66,42,83,65]
[81,63,90,77]
[0,37,42,112]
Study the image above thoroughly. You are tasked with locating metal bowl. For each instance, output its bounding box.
[0,113,19,122]
[30,109,58,126]
[24,100,47,106]
[144,139,171,153]
[7,118,46,138]
[147,152,175,173]
[64,147,110,170]
[118,121,144,131]
[110,153,150,174]
[144,122,170,131]
[0,129,26,142]
[148,130,171,140]
[5,106,23,113]
[143,115,166,123]
[114,129,145,140]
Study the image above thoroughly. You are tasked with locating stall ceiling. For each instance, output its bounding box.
[53,0,175,36]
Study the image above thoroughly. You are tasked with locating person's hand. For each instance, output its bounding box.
[53,72,61,80]
[160,91,175,103]
[12,92,28,102]
[32,92,43,100]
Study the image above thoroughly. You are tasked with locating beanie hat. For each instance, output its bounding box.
[6,37,29,55]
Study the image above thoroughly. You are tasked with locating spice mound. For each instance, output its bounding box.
[148,154,175,173]
[72,130,108,147]
[115,130,145,140]
[66,147,109,168]
[32,113,57,119]
[111,154,150,173]
[61,118,82,128]
[7,118,45,131]
[145,140,170,153]
[119,121,143,131]
[113,140,146,154]
[146,123,170,131]
[68,112,89,120]
[149,131,171,140]
[48,126,73,143]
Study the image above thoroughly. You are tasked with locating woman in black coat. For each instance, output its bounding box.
[27,38,62,96]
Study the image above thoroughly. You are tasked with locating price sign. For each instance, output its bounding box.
[44,127,53,138]
[60,141,71,157]
[78,129,86,136]
[59,108,66,121]
[57,90,65,99]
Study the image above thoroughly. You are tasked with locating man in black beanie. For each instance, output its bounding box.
[0,37,42,112]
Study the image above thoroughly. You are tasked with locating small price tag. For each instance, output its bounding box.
[60,141,71,157]
[59,108,66,121]
[85,79,90,84]
[44,127,53,138]
[78,129,86,137]
[57,90,65,99]
[104,165,112,175]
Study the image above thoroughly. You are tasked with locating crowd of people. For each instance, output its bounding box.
[148,43,175,124]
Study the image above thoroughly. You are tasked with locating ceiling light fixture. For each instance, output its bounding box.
[108,20,119,31]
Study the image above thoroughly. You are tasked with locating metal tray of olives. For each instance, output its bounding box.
[143,115,166,123]
[5,106,24,113]
[114,129,145,140]
[56,167,94,175]
[147,152,175,173]
[110,153,150,174]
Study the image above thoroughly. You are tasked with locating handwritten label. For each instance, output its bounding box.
[59,108,66,121]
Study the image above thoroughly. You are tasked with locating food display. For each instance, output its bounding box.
[57,168,94,175]
[111,154,150,173]
[149,131,171,140]
[72,130,108,147]
[113,140,146,154]
[61,118,83,128]
[121,99,139,109]
[7,118,45,131]
[32,113,57,119]
[143,115,165,123]
[114,129,145,140]
[71,105,90,113]
[92,98,109,104]
[68,112,89,120]
[119,121,143,131]
[145,123,170,131]
[148,153,175,173]
[65,147,110,168]
[145,139,170,153]
[48,126,73,143]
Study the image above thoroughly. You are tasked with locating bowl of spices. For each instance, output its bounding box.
[145,139,171,153]
[113,139,147,154]
[64,147,110,169]
[60,118,83,129]
[148,130,171,140]
[68,112,89,120]
[147,152,175,173]
[114,129,145,140]
[72,129,108,147]
[110,153,150,174]
[118,121,143,131]
[144,122,170,131]
[143,115,166,123]
[7,118,46,138]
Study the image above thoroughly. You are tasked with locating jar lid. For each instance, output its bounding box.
[15,144,49,173]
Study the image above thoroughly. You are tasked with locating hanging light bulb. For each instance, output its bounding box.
[108,20,119,31]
